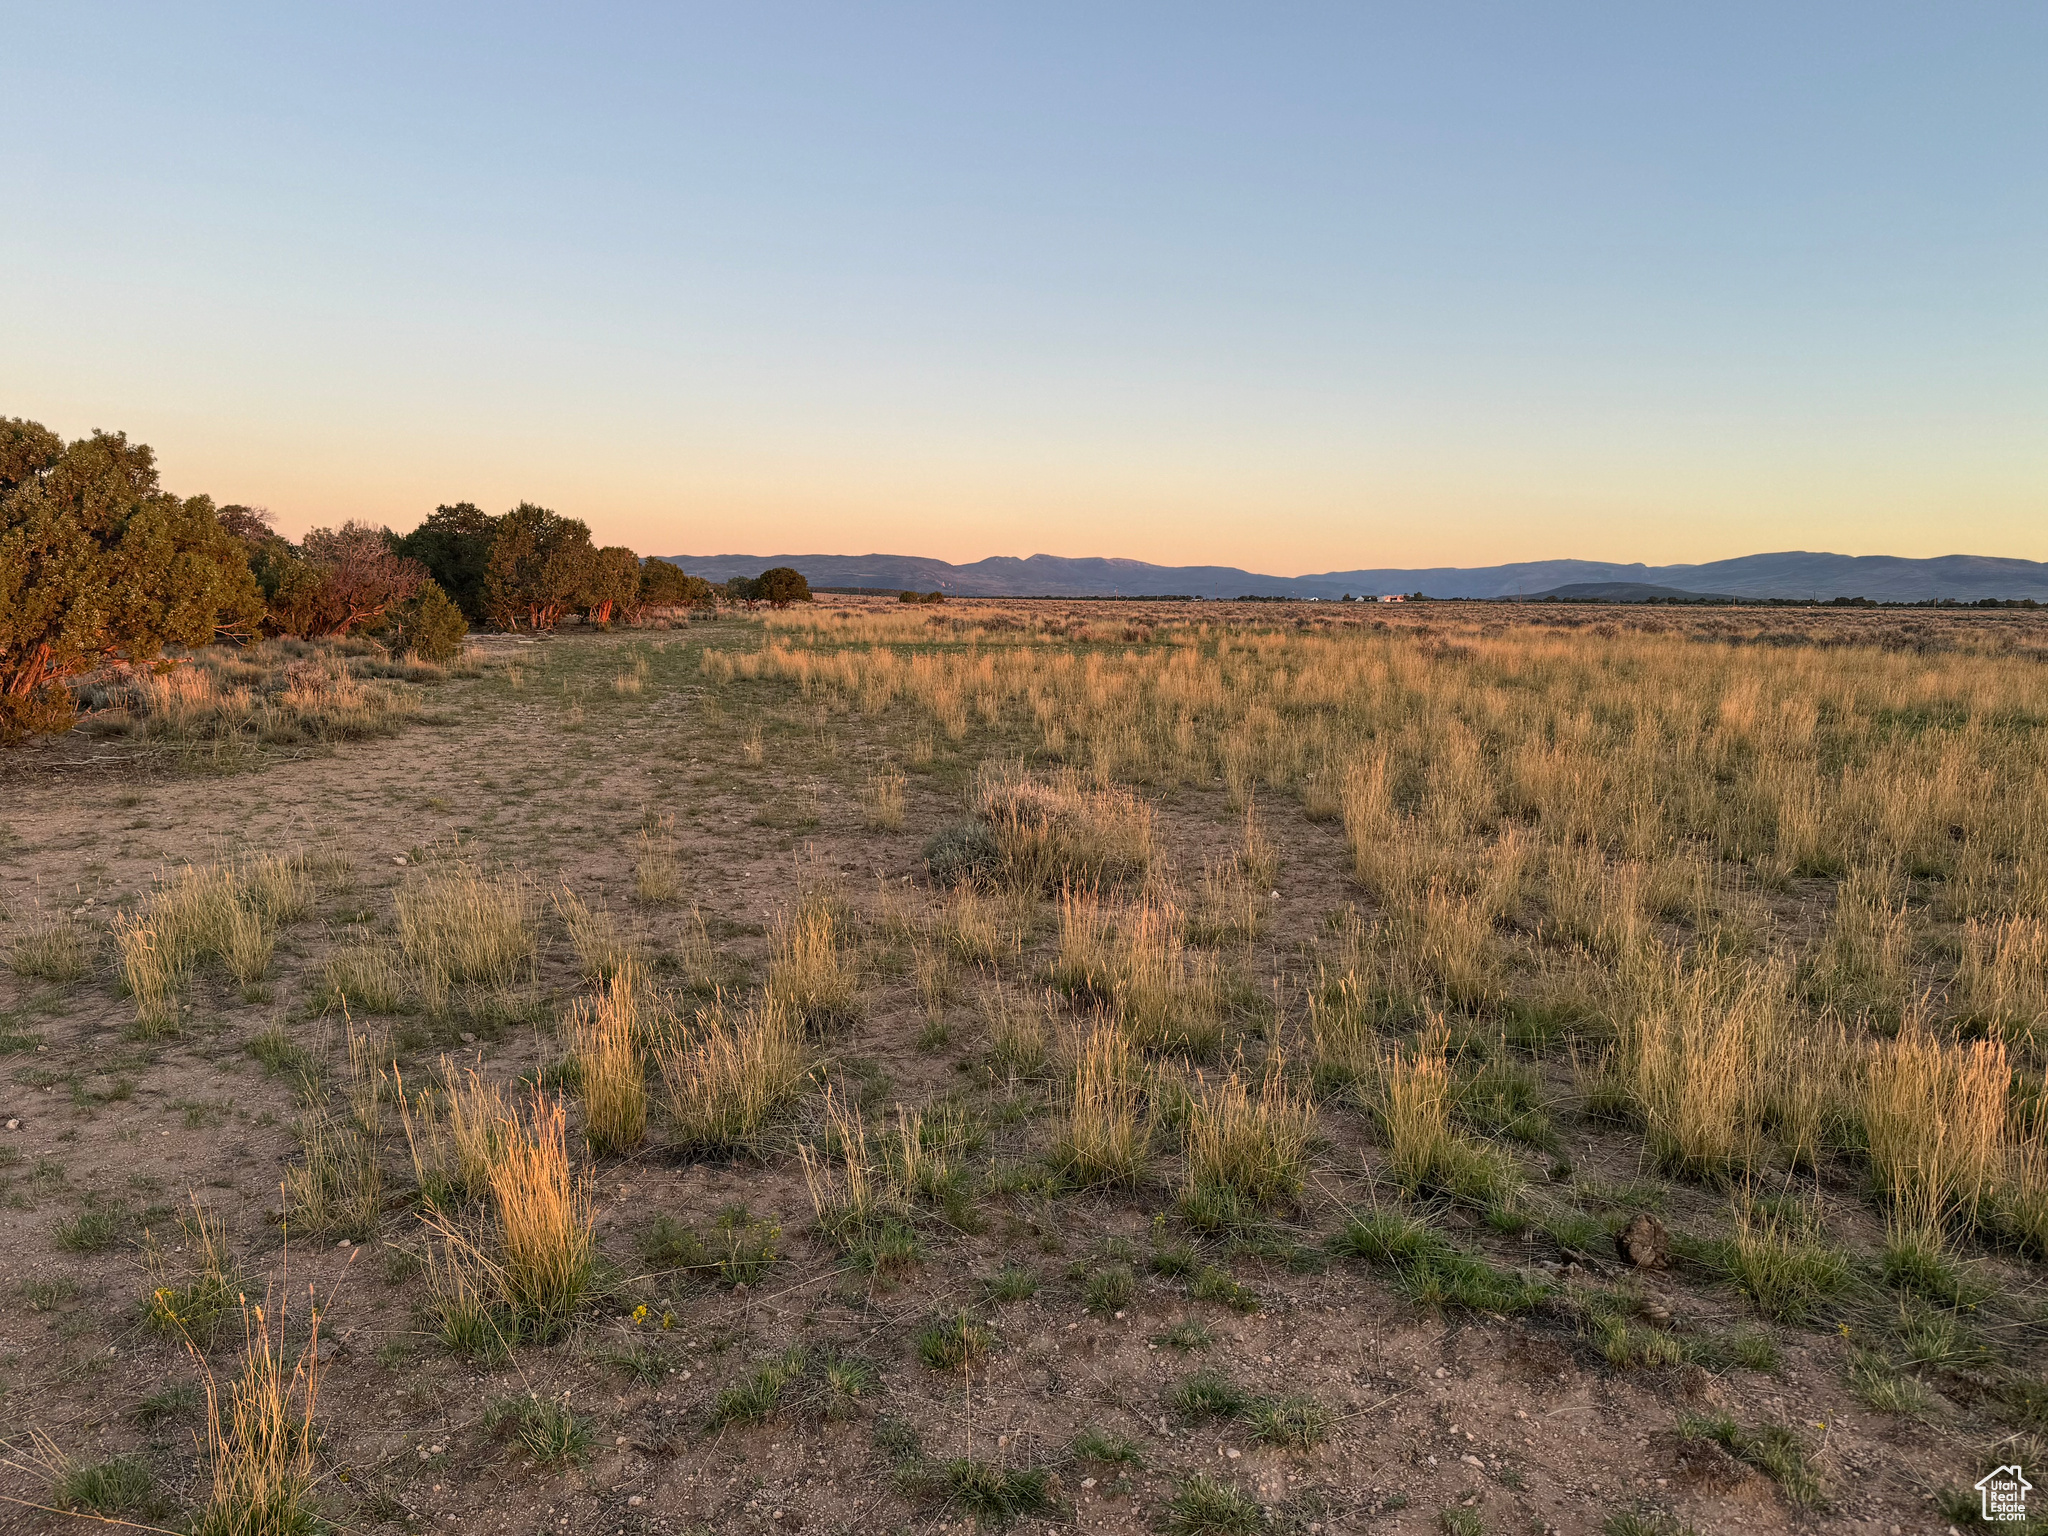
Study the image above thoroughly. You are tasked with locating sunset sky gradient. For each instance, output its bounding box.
[6,3,2044,570]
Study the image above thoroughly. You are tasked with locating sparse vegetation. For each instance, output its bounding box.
[10,599,2048,1535]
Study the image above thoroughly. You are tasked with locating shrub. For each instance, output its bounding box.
[924,820,1001,887]
[382,579,468,662]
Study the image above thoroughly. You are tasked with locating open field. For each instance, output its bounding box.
[5,597,2048,1535]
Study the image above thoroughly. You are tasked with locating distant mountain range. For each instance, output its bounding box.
[656,550,2048,603]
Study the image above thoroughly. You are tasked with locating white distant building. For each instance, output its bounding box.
[1378,594,1406,603]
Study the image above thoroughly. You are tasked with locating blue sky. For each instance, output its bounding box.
[5,3,2043,570]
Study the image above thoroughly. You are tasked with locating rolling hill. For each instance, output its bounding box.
[657,550,2048,602]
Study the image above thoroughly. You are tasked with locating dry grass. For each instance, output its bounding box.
[974,760,1155,889]
[942,884,1028,966]
[114,853,320,1031]
[556,885,633,982]
[862,768,906,830]
[655,1002,810,1152]
[320,940,407,1014]
[765,903,861,1031]
[487,1097,595,1327]
[634,812,683,905]
[190,1292,324,1536]
[1955,916,2048,1042]
[983,984,1048,1076]
[396,864,538,1012]
[1609,953,1786,1178]
[7,905,91,981]
[282,1103,382,1238]
[1377,1022,1519,1207]
[572,959,648,1154]
[1182,1058,1316,1211]
[1051,1022,1149,1187]
[1052,893,1223,1056]
[1864,1022,2007,1249]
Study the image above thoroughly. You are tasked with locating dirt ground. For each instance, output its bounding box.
[1,602,2040,1536]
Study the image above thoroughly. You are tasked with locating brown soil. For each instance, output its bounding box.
[1,605,2037,1536]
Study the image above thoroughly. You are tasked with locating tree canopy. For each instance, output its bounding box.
[394,502,500,623]
[484,503,598,630]
[1,419,264,740]
[583,545,642,627]
[757,566,812,608]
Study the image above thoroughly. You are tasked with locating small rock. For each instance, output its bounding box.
[1639,1299,1672,1324]
[1461,1454,1483,1468]
[394,855,408,866]
[337,1238,351,1249]
[1226,1448,1240,1460]
[628,1496,644,1507]
[5,1119,18,1131]
[460,1032,476,1045]
[1080,1477,1096,1489]
[1616,1212,1672,1269]
[1433,1367,1448,1379]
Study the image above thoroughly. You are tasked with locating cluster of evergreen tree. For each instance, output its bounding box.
[2,415,802,742]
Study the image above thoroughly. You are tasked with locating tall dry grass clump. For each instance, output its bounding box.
[1307,968,1382,1096]
[974,760,1154,889]
[655,1002,809,1152]
[862,768,907,830]
[1183,1058,1316,1212]
[320,940,406,1014]
[1050,1022,1148,1187]
[115,853,318,1031]
[397,865,538,1012]
[487,1097,595,1328]
[190,1293,325,1536]
[1609,953,1785,1179]
[765,904,860,1031]
[571,960,648,1153]
[1378,1026,1454,1191]
[799,1088,904,1248]
[634,812,683,904]
[1863,1022,2007,1258]
[1376,1021,1521,1207]
[1955,916,2048,1042]
[555,886,633,981]
[1051,893,1222,1056]
[7,905,91,981]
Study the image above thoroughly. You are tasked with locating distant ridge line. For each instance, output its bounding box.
[656,550,2048,603]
